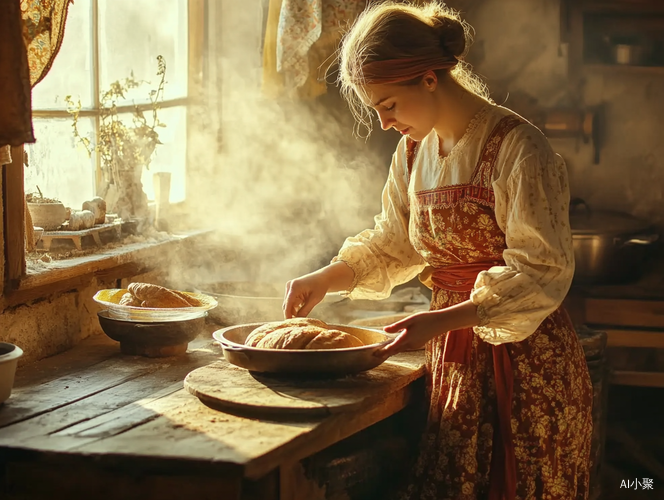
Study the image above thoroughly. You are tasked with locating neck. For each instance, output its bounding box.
[433,77,487,156]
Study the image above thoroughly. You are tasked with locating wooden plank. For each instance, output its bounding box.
[279,460,326,500]
[19,229,213,289]
[0,336,218,429]
[12,334,119,388]
[3,460,243,500]
[63,382,415,480]
[0,357,165,428]
[2,145,25,287]
[1,230,213,310]
[605,329,664,348]
[611,371,664,387]
[253,382,414,480]
[57,352,423,478]
[0,348,216,448]
[585,298,664,328]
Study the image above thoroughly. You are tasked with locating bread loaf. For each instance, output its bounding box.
[245,317,328,347]
[119,292,141,307]
[246,318,364,350]
[126,283,191,308]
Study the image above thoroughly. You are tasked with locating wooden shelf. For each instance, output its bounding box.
[612,370,664,387]
[604,329,664,349]
[584,63,664,75]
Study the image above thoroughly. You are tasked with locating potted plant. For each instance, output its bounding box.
[66,56,167,229]
[26,187,67,231]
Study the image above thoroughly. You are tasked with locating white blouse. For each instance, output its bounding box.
[333,104,575,345]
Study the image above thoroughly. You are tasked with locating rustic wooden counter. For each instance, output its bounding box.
[0,334,426,500]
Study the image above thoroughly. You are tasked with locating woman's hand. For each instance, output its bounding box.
[283,272,330,319]
[376,300,481,359]
[282,261,356,319]
[376,311,448,359]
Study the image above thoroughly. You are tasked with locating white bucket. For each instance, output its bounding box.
[0,343,23,404]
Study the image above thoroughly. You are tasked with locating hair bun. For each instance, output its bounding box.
[432,16,466,58]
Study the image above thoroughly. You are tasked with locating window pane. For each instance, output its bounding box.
[99,0,188,105]
[25,118,96,210]
[135,106,187,203]
[31,1,93,110]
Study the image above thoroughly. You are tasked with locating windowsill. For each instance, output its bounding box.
[2,229,215,309]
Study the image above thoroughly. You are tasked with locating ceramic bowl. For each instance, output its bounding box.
[93,289,217,323]
[97,310,206,357]
[0,343,23,404]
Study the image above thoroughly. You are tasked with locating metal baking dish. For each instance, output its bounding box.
[213,323,394,376]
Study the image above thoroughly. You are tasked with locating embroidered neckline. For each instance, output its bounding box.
[437,101,493,163]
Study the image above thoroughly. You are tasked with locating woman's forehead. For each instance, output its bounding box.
[357,83,398,107]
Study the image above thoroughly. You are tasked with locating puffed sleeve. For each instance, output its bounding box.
[332,139,427,300]
[470,125,575,344]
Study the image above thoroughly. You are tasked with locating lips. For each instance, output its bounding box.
[398,127,410,135]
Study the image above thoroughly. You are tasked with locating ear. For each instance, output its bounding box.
[421,71,438,92]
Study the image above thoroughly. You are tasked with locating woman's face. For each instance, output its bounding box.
[362,73,439,141]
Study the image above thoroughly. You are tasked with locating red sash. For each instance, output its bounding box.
[431,261,517,500]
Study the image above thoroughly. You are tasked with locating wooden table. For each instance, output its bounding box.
[0,334,426,500]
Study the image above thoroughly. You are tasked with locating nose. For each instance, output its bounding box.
[376,110,395,131]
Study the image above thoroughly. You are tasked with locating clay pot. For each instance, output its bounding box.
[27,202,67,231]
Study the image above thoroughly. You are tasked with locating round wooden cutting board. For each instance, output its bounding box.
[184,354,425,419]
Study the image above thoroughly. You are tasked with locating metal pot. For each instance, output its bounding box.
[570,199,659,284]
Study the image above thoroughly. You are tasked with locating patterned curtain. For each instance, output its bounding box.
[0,0,72,150]
[0,0,34,147]
[262,0,367,100]
[21,0,74,86]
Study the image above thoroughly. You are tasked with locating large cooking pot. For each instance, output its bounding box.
[213,323,393,376]
[570,199,659,284]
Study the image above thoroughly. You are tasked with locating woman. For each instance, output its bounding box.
[282,2,593,499]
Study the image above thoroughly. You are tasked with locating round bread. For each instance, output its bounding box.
[245,318,329,347]
[256,326,324,350]
[305,329,364,350]
[253,326,364,350]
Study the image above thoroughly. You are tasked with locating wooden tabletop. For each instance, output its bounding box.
[0,333,426,482]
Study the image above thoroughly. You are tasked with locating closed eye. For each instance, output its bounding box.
[384,103,395,111]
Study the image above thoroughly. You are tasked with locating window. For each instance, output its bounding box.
[27,0,192,210]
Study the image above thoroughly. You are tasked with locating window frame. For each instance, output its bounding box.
[2,0,207,297]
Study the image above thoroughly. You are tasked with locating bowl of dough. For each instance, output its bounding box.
[93,282,218,322]
[213,317,395,376]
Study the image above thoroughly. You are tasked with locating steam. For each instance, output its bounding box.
[180,2,389,288]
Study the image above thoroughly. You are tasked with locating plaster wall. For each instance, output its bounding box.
[463,0,664,224]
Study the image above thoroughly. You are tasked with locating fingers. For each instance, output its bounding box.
[282,281,301,319]
[383,316,412,333]
[374,330,409,359]
[296,297,319,318]
[375,338,404,359]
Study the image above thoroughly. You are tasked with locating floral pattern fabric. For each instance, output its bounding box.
[276,0,366,95]
[334,104,593,498]
[21,0,73,86]
[335,104,576,345]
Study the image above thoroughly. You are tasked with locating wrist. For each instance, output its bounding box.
[432,300,480,330]
[316,261,354,294]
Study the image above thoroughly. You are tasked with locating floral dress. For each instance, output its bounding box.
[333,104,593,499]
